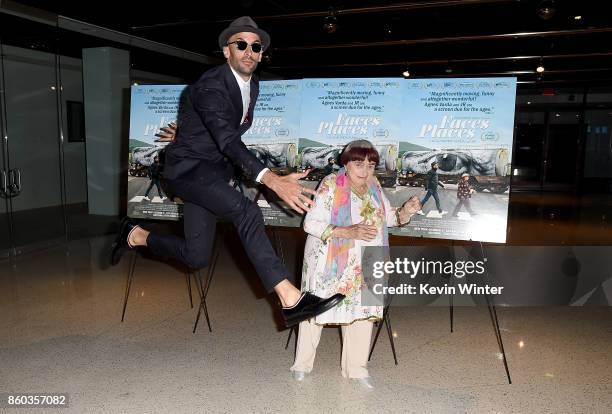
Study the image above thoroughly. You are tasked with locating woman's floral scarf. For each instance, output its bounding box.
[323,168,389,283]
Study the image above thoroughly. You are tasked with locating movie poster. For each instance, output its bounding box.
[295,77,402,214]
[127,85,186,220]
[391,78,517,243]
[239,80,303,227]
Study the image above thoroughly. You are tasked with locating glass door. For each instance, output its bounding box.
[543,110,582,191]
[513,111,546,189]
[0,13,66,254]
[0,77,11,258]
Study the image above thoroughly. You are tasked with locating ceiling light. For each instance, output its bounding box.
[402,65,410,78]
[536,0,556,20]
[536,57,545,73]
[574,15,582,20]
[323,9,338,34]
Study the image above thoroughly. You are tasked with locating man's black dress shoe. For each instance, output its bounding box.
[110,217,138,266]
[282,292,345,327]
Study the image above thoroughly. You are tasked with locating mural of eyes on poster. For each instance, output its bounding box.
[297,78,402,196]
[239,80,303,227]
[390,78,517,243]
[247,78,404,227]
[127,85,187,220]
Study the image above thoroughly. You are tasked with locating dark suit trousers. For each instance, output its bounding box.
[146,161,288,292]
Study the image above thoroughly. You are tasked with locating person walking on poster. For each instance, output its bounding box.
[451,173,476,217]
[418,161,447,215]
[144,155,165,200]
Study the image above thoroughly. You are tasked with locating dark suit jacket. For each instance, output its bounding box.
[425,169,443,191]
[164,63,266,181]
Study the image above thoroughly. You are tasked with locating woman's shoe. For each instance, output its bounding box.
[292,371,306,381]
[354,377,374,389]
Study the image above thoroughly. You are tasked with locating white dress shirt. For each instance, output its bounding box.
[229,65,269,183]
[229,65,251,124]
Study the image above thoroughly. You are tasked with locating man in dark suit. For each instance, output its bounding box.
[111,16,343,327]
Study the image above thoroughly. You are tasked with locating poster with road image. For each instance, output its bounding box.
[238,80,303,227]
[391,78,517,243]
[291,78,403,223]
[127,85,186,220]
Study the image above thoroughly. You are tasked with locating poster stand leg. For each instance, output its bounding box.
[449,248,455,333]
[121,250,197,323]
[284,324,296,351]
[121,250,139,322]
[193,228,222,333]
[449,241,512,384]
[478,241,512,384]
[368,299,399,365]
[271,227,300,347]
[185,270,193,309]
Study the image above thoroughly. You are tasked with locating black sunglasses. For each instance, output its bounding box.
[227,40,263,54]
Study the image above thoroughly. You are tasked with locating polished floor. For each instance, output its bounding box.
[1,233,611,413]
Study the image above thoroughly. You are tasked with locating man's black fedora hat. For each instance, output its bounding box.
[218,16,271,51]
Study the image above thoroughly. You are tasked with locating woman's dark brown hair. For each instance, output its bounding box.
[340,140,380,166]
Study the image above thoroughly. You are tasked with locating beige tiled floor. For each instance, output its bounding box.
[0,235,610,413]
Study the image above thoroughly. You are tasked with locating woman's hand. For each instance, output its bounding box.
[333,221,378,241]
[399,195,421,222]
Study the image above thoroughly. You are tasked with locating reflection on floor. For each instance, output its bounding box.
[1,235,610,413]
[506,192,612,245]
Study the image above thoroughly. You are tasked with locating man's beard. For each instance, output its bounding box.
[238,58,257,75]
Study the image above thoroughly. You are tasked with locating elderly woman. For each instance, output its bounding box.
[290,140,420,388]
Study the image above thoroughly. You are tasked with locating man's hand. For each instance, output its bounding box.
[261,170,317,214]
[155,122,177,142]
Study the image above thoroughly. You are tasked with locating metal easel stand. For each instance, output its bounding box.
[192,227,223,333]
[448,241,512,384]
[368,302,399,365]
[121,250,195,322]
[269,226,301,351]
